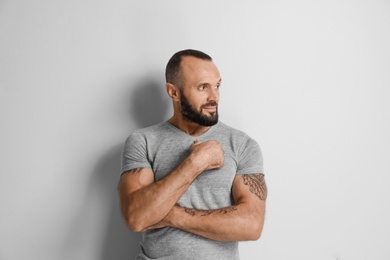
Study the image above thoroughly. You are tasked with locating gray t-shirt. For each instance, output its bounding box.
[121,121,264,260]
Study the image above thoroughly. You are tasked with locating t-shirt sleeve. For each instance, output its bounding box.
[121,132,152,175]
[236,135,264,175]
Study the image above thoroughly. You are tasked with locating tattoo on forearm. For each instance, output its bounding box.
[184,206,237,217]
[242,174,267,200]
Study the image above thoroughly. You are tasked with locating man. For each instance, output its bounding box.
[119,49,267,260]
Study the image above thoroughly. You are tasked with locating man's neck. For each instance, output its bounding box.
[168,116,211,137]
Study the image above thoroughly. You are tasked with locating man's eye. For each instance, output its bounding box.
[199,85,206,90]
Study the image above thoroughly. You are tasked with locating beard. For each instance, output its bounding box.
[180,91,219,127]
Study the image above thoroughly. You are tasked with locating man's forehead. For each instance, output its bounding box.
[181,56,220,80]
[181,56,214,67]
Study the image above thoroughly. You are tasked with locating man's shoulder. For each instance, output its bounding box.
[214,121,261,151]
[125,121,170,145]
[214,121,249,138]
[132,121,169,135]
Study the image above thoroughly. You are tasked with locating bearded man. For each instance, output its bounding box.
[119,49,267,260]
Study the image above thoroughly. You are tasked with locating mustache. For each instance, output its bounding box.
[201,101,218,108]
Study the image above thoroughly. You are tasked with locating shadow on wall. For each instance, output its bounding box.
[62,76,170,260]
[98,77,170,260]
[95,144,140,260]
[129,77,171,128]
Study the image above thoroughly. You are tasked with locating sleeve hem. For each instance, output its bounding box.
[236,167,264,175]
[121,163,152,175]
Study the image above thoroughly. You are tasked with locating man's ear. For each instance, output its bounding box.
[166,83,180,102]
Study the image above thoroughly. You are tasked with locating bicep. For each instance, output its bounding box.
[232,173,267,206]
[232,173,267,239]
[118,168,154,199]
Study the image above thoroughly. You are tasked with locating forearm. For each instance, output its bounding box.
[164,203,264,242]
[122,157,203,232]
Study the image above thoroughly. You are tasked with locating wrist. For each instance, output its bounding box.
[168,206,187,229]
[186,153,206,174]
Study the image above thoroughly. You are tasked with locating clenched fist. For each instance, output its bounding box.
[189,140,224,171]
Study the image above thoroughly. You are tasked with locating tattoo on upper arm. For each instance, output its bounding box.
[118,168,147,190]
[123,167,144,176]
[242,173,267,200]
[184,206,237,217]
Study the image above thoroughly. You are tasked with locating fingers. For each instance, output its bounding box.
[190,139,200,152]
[189,139,224,170]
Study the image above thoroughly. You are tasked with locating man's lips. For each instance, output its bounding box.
[202,107,217,116]
[203,106,217,111]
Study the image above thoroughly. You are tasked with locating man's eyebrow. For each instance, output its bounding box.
[196,78,222,87]
[210,79,222,85]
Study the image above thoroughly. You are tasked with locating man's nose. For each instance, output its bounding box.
[207,87,219,102]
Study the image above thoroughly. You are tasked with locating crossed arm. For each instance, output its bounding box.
[157,173,267,241]
[118,165,267,242]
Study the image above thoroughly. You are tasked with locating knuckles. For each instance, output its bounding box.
[190,140,225,169]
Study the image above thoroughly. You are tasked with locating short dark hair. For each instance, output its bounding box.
[165,49,212,86]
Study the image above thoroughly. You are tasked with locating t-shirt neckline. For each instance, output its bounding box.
[164,121,218,139]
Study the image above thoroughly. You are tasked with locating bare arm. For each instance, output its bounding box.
[158,173,267,242]
[118,140,224,232]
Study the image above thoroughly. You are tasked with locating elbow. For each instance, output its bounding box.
[245,204,265,241]
[232,217,263,241]
[244,217,264,241]
[245,226,263,241]
[125,214,146,233]
[121,205,146,233]
[120,200,147,232]
[248,226,263,241]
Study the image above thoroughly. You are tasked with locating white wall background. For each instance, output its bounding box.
[1,1,389,259]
